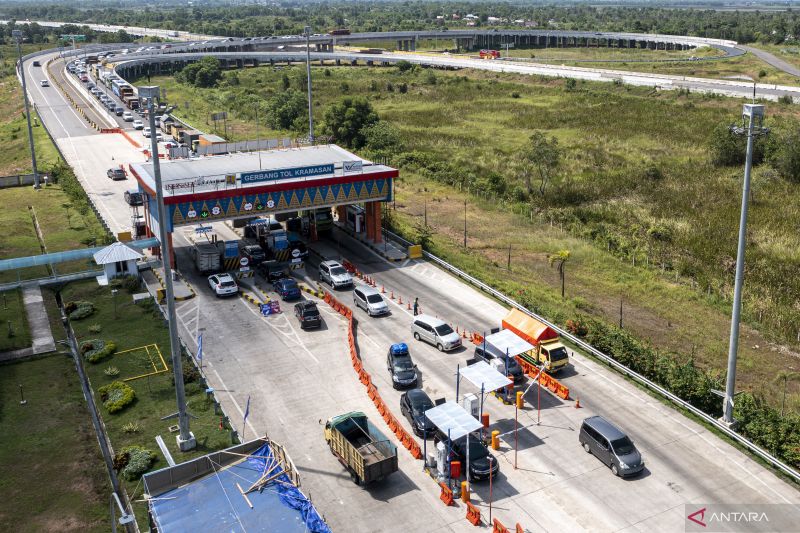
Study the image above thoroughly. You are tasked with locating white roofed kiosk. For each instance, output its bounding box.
[128,144,397,262]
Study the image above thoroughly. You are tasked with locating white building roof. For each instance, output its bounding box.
[93,241,143,265]
[130,144,395,196]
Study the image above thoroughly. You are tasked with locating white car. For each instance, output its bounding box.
[40,79,49,87]
[122,111,134,121]
[142,126,151,137]
[208,273,239,297]
[132,120,144,130]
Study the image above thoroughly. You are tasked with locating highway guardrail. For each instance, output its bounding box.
[383,227,800,483]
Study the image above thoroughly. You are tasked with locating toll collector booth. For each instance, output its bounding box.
[128,145,397,261]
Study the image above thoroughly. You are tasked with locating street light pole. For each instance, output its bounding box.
[139,85,196,451]
[12,30,40,189]
[304,25,314,144]
[722,103,768,426]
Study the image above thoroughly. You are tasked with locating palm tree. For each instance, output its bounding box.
[548,250,571,299]
[774,371,800,417]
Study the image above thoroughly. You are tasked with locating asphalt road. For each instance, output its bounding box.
[741,45,800,78]
[21,47,800,533]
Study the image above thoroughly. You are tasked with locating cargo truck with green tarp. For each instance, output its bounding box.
[324,411,398,486]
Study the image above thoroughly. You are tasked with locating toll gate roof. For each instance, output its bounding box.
[460,360,513,393]
[130,144,396,197]
[482,329,534,358]
[425,401,483,441]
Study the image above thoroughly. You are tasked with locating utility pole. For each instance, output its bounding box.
[12,30,40,189]
[304,26,314,144]
[722,104,769,426]
[139,86,196,451]
[463,199,467,248]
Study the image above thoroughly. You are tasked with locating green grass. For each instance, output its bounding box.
[58,280,232,528]
[0,186,108,284]
[0,354,108,532]
[0,289,31,352]
[142,64,800,410]
[0,44,62,176]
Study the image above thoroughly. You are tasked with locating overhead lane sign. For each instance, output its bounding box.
[240,164,335,184]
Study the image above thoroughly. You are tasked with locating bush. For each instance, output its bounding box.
[511,92,521,99]
[122,422,139,434]
[119,445,156,480]
[396,60,414,72]
[81,339,117,363]
[104,366,120,377]
[66,300,95,320]
[88,323,102,334]
[172,360,200,385]
[98,381,135,413]
[778,95,794,105]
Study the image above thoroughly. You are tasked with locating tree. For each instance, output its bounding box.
[264,89,306,130]
[709,121,766,167]
[768,126,800,183]
[177,57,221,88]
[548,250,571,299]
[396,60,414,72]
[323,97,379,149]
[363,121,402,153]
[522,132,561,197]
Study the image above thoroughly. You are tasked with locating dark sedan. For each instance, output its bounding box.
[400,389,435,437]
[436,432,500,482]
[107,167,126,180]
[273,278,301,301]
[294,301,321,329]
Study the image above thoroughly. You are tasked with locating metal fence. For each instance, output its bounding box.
[383,227,800,483]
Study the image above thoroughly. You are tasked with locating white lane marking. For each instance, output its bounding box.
[239,298,320,364]
[208,366,258,436]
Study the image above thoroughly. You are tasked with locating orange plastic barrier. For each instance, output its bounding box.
[466,502,482,526]
[439,483,454,506]
[472,332,483,345]
[538,371,570,400]
[515,524,524,533]
[493,519,510,533]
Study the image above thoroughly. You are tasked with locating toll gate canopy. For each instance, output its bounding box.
[425,401,483,441]
[129,144,397,235]
[144,439,330,533]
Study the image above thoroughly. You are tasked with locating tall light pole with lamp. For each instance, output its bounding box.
[721,103,769,426]
[12,29,40,189]
[304,25,314,143]
[139,85,196,451]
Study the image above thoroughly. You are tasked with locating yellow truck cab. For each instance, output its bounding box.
[502,309,569,373]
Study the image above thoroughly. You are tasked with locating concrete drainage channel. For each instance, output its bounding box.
[380,228,800,483]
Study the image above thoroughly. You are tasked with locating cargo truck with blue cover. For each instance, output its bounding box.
[324,411,398,486]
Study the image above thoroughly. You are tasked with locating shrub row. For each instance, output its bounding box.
[66,300,95,320]
[80,338,117,364]
[114,445,156,481]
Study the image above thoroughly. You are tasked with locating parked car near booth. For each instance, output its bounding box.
[399,389,435,437]
[294,301,322,329]
[273,278,301,301]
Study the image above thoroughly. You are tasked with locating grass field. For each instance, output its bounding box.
[0,44,61,176]
[0,354,108,532]
[0,185,109,284]
[58,280,232,528]
[144,64,800,409]
[0,289,31,352]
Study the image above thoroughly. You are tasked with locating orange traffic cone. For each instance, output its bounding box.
[390,291,395,300]
[398,296,403,305]
[575,398,581,409]
[462,329,468,339]
[381,286,386,294]
[407,301,412,310]
[456,326,460,334]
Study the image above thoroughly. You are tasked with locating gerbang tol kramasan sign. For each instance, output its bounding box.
[239,164,335,184]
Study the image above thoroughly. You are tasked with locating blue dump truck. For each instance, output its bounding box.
[324,411,398,487]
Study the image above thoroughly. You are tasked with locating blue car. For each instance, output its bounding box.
[273,278,301,301]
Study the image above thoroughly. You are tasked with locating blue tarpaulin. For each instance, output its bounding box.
[149,442,330,533]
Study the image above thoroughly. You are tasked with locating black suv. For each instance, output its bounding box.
[436,431,500,482]
[124,190,143,206]
[400,389,435,437]
[386,343,417,389]
[240,244,266,266]
[294,301,321,330]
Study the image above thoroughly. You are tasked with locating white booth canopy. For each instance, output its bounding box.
[424,401,483,441]
[460,360,513,393]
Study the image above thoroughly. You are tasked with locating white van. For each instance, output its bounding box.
[411,315,462,352]
[353,285,389,316]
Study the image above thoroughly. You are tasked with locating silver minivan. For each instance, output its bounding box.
[353,285,389,316]
[579,416,644,477]
[411,315,462,352]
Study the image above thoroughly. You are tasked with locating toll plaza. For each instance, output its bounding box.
[128,144,397,260]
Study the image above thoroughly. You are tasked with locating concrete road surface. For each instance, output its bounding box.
[22,46,800,533]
